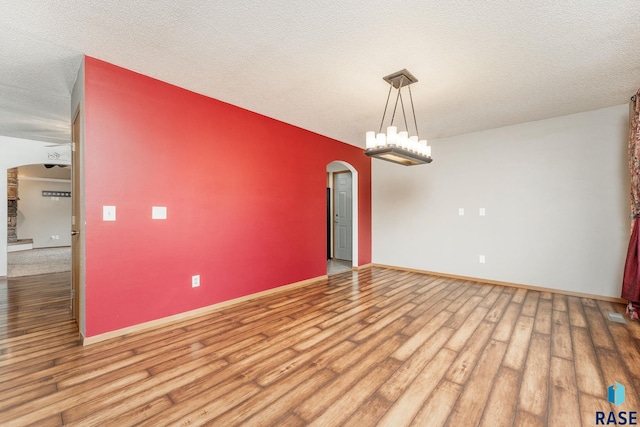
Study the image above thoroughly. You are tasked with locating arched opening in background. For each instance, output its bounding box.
[326,161,358,275]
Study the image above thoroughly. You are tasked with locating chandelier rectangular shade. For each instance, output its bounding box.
[364,146,431,166]
[365,69,433,166]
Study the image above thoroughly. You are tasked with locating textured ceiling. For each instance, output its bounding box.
[1,1,639,147]
[0,25,82,144]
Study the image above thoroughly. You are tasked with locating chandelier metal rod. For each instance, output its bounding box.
[408,84,419,139]
[378,84,394,134]
[398,87,409,133]
[389,75,404,128]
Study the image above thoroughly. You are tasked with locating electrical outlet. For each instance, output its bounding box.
[479,255,486,264]
[192,275,200,288]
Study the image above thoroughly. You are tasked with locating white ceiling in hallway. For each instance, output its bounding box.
[0,1,639,147]
[0,25,82,144]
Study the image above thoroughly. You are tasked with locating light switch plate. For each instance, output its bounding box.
[152,206,167,220]
[479,208,486,216]
[479,255,486,264]
[103,206,116,221]
[458,208,464,216]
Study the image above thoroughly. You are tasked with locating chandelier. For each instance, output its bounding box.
[365,69,432,166]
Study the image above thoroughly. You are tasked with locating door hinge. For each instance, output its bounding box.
[71,289,75,299]
[72,142,76,152]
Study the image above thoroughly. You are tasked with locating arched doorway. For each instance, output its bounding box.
[326,161,358,275]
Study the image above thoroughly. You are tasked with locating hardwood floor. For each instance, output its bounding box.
[1,268,639,426]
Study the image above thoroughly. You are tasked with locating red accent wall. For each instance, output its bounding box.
[83,57,371,337]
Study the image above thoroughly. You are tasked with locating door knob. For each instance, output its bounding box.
[71,230,79,236]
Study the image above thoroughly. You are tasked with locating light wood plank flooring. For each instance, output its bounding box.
[1,268,639,426]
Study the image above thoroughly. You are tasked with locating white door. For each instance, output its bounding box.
[334,172,352,261]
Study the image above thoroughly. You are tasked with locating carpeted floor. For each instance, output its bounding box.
[7,247,71,277]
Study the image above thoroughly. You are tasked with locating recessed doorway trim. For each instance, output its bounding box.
[326,161,358,267]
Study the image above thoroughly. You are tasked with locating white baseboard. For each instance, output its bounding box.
[371,263,626,304]
[82,274,328,346]
[8,242,33,252]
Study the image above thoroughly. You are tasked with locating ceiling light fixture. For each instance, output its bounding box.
[365,69,432,166]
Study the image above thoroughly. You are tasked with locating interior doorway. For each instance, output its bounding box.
[71,110,81,322]
[333,171,352,261]
[2,138,76,337]
[6,163,72,277]
[326,161,358,276]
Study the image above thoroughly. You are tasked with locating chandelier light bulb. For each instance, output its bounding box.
[386,126,397,145]
[398,131,408,149]
[418,140,428,156]
[366,131,376,149]
[409,136,418,152]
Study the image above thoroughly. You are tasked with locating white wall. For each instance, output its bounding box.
[0,135,71,277]
[17,178,72,248]
[373,104,630,298]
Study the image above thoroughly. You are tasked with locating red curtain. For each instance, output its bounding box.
[622,218,640,301]
[622,90,640,317]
